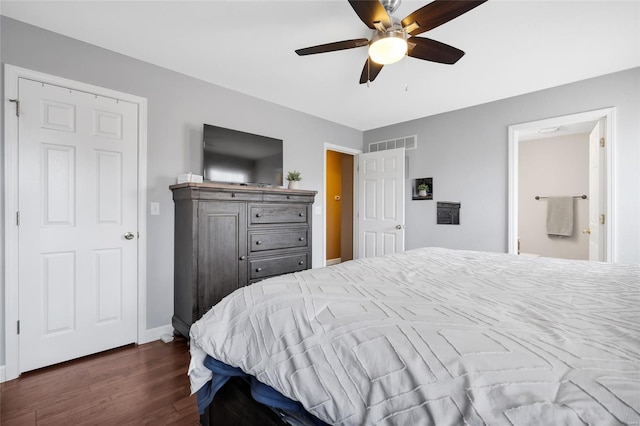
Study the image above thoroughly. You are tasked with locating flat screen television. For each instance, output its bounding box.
[203,124,283,187]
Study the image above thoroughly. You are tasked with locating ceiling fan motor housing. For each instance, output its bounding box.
[380,0,402,14]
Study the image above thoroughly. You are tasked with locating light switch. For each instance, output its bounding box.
[150,202,160,216]
[314,205,322,215]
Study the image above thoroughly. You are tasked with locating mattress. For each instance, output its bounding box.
[189,247,640,425]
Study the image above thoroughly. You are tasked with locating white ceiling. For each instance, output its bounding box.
[2,0,639,131]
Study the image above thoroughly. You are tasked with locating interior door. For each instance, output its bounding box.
[18,78,139,372]
[357,148,405,258]
[588,119,605,261]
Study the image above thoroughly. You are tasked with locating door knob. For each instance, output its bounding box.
[582,229,591,235]
[396,225,403,230]
[124,232,135,240]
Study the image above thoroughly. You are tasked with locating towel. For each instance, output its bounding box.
[546,196,574,236]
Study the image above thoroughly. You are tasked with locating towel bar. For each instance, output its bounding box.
[535,195,587,200]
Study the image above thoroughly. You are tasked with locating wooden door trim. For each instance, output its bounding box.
[3,64,148,381]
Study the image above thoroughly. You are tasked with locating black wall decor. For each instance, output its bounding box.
[437,202,461,224]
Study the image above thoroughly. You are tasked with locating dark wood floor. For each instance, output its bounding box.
[0,336,199,425]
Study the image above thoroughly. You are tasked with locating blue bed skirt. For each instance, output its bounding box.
[197,355,328,425]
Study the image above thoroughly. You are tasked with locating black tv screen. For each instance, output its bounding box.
[203,124,283,187]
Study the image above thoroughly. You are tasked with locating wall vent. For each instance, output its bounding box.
[368,135,417,153]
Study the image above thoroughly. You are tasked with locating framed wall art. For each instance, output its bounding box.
[412,177,433,200]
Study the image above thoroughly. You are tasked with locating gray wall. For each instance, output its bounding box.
[0,17,363,366]
[364,67,640,263]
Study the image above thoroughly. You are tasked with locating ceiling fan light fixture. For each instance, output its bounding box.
[369,30,407,65]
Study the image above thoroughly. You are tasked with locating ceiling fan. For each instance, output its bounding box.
[295,0,487,84]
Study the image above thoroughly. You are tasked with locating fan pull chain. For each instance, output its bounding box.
[367,57,371,88]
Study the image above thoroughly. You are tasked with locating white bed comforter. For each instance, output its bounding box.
[189,248,640,425]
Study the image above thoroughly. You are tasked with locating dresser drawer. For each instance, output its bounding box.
[263,193,316,203]
[249,204,309,225]
[250,254,308,279]
[199,190,262,202]
[249,229,308,252]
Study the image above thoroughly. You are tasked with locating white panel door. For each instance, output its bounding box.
[357,148,405,258]
[18,78,139,372]
[588,120,605,261]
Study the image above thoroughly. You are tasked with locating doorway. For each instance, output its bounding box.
[4,65,148,381]
[508,108,615,262]
[325,149,355,266]
[324,144,360,267]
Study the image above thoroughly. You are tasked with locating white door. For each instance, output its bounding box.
[18,78,139,372]
[357,148,405,258]
[588,120,605,261]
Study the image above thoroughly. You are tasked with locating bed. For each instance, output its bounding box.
[189,247,640,425]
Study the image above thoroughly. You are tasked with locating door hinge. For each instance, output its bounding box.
[600,214,605,225]
[17,320,20,335]
[16,211,20,226]
[600,137,605,147]
[9,98,20,117]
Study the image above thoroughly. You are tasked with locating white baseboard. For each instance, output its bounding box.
[0,365,6,383]
[140,324,175,344]
[326,258,342,266]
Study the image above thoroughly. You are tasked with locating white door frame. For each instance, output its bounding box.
[3,64,148,381]
[323,143,362,267]
[508,108,615,262]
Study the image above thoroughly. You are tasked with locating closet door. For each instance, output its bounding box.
[18,78,139,373]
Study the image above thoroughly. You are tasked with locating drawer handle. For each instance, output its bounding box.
[256,240,262,245]
[287,195,291,199]
[299,213,304,217]
[256,267,262,272]
[239,255,246,261]
[299,237,305,241]
[298,261,304,265]
[231,193,236,198]
[256,213,262,218]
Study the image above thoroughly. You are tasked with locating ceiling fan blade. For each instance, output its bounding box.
[295,38,369,56]
[407,37,465,64]
[402,0,487,36]
[359,58,384,84]
[348,0,390,29]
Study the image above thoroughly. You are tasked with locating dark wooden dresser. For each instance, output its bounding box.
[170,182,316,338]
